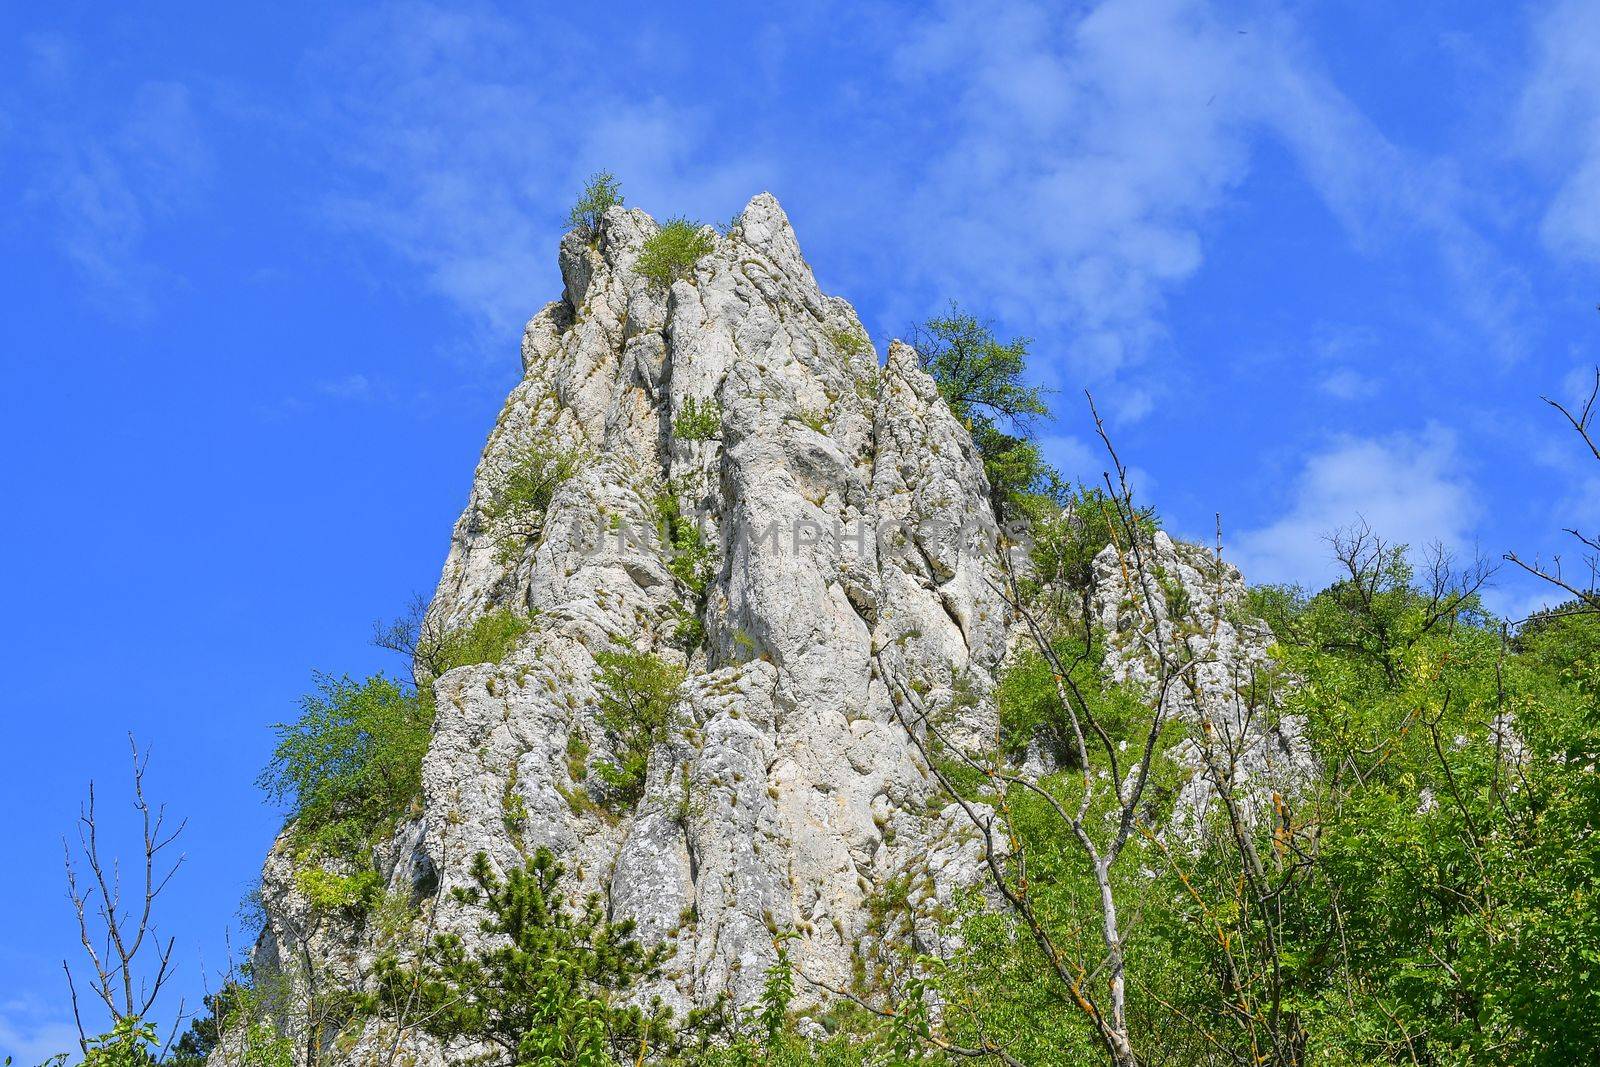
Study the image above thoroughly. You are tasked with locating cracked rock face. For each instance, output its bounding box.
[249,194,1012,1062]
[1092,531,1315,837]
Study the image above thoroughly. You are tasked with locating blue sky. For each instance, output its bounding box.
[2,0,1597,1056]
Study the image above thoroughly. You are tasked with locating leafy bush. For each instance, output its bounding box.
[258,673,432,858]
[369,849,682,1066]
[653,492,712,650]
[637,218,714,285]
[672,396,722,441]
[484,442,582,561]
[911,303,1048,427]
[592,650,685,808]
[292,866,385,915]
[567,171,623,236]
[910,303,1051,516]
[1023,481,1160,595]
[825,325,872,359]
[653,492,712,593]
[429,607,530,674]
[994,639,1141,763]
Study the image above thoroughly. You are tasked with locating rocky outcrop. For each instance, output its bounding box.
[249,194,1011,1062]
[242,194,1306,1065]
[1092,531,1314,837]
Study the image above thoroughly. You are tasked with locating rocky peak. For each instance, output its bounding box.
[253,193,1016,1063]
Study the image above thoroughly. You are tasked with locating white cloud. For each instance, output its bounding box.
[294,0,1528,393]
[16,52,211,316]
[307,5,768,345]
[1232,427,1479,588]
[0,994,79,1065]
[1318,368,1376,400]
[1517,0,1600,262]
[879,0,1529,398]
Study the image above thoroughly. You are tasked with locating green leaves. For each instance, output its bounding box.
[428,607,530,675]
[671,396,722,442]
[484,441,583,563]
[257,672,432,860]
[568,171,624,237]
[637,218,714,285]
[591,650,685,810]
[910,303,1051,515]
[369,849,676,1067]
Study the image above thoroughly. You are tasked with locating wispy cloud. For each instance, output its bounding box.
[287,0,1529,407]
[1517,0,1600,263]
[1232,427,1480,588]
[0,994,78,1065]
[305,4,767,346]
[11,38,211,316]
[875,0,1529,405]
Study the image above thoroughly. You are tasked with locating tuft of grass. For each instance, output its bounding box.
[795,407,829,434]
[431,608,530,674]
[825,325,872,359]
[591,650,685,809]
[484,442,582,563]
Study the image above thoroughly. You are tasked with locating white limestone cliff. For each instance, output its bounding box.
[241,193,1303,1065]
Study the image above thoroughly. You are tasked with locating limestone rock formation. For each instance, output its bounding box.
[250,194,1010,1062]
[1092,531,1314,836]
[242,194,1306,1065]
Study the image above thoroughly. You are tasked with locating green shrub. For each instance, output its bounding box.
[637,218,714,285]
[258,673,433,858]
[993,638,1139,763]
[484,442,582,561]
[654,492,713,595]
[672,396,722,441]
[430,608,530,674]
[825,325,872,359]
[368,849,682,1066]
[592,650,685,808]
[1022,481,1159,593]
[911,303,1050,517]
[794,407,829,434]
[567,171,623,236]
[293,865,385,915]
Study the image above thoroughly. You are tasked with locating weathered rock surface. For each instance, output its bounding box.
[1092,531,1314,836]
[240,195,1305,1066]
[248,194,1012,1063]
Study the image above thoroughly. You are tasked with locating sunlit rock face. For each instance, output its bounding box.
[246,194,1011,1064]
[239,194,1303,1067]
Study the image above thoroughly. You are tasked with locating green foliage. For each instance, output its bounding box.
[654,491,713,650]
[922,537,1600,1066]
[592,650,686,809]
[369,849,678,1067]
[80,1018,158,1067]
[824,325,872,359]
[258,672,433,860]
[757,933,798,1047]
[637,218,714,285]
[484,442,582,562]
[429,607,530,674]
[168,980,293,1067]
[911,302,1048,426]
[568,171,623,236]
[911,303,1051,514]
[292,865,385,915]
[794,407,829,434]
[672,396,722,441]
[994,636,1144,764]
[1022,481,1159,594]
